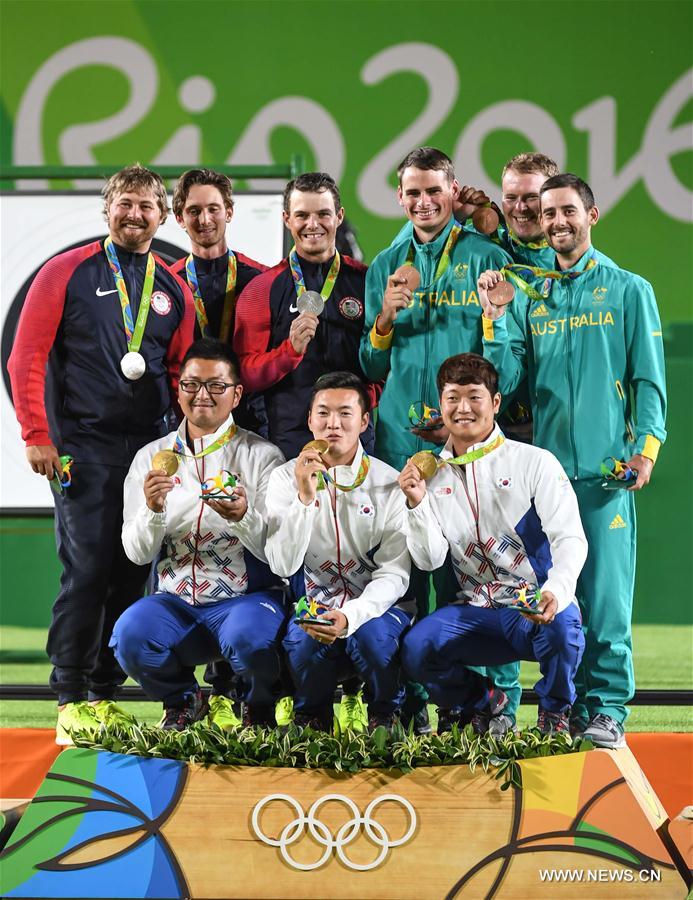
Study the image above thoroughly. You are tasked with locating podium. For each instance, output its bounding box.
[0,746,689,898]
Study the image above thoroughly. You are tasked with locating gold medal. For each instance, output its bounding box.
[151,450,179,475]
[303,439,329,455]
[411,451,438,480]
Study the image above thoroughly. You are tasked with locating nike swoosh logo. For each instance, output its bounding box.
[289,304,299,313]
[96,287,118,297]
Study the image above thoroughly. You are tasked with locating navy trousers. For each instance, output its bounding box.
[283,606,411,720]
[401,604,584,714]
[49,463,149,705]
[110,590,287,706]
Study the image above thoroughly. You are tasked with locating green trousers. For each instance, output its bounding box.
[571,479,636,724]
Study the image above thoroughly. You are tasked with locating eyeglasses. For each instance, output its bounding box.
[179,380,238,395]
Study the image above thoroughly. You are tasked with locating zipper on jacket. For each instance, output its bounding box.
[564,282,579,479]
[615,379,636,443]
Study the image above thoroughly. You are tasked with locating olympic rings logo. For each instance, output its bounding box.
[251,792,417,871]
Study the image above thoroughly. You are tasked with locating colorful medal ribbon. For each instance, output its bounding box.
[318,453,371,492]
[173,423,237,460]
[405,221,462,282]
[289,246,340,302]
[506,228,550,251]
[104,237,156,352]
[418,433,505,474]
[185,252,238,342]
[501,253,598,302]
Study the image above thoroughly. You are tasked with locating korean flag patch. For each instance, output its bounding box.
[496,476,513,490]
[358,502,375,518]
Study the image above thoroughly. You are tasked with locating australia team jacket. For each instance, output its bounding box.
[404,425,587,613]
[359,217,511,467]
[122,413,285,605]
[8,239,195,466]
[233,253,375,459]
[481,246,667,479]
[265,443,412,636]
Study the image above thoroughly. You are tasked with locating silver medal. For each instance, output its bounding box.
[296,290,325,316]
[120,351,146,380]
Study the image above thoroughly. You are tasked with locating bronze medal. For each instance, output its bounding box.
[152,450,179,476]
[487,281,515,306]
[393,264,421,291]
[472,206,500,235]
[411,451,438,480]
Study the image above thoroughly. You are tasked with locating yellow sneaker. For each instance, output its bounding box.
[274,695,294,727]
[208,694,242,731]
[90,700,137,729]
[338,691,368,734]
[56,702,99,746]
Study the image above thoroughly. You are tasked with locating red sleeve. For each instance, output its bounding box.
[232,267,303,391]
[164,270,196,398]
[7,244,98,446]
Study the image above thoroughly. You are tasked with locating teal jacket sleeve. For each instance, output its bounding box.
[359,253,393,381]
[481,298,529,397]
[624,276,667,461]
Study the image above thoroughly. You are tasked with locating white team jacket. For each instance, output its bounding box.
[265,443,412,636]
[122,413,285,605]
[404,425,587,612]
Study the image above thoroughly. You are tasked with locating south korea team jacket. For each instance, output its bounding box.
[481,246,667,480]
[122,413,285,604]
[265,443,412,636]
[404,426,587,613]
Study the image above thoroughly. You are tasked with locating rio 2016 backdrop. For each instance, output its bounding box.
[0,0,690,624]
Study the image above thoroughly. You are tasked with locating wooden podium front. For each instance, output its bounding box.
[0,746,689,898]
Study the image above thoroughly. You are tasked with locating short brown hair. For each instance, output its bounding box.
[310,371,370,414]
[283,172,341,213]
[102,163,168,222]
[172,168,234,218]
[502,153,559,181]
[541,173,595,211]
[437,353,499,397]
[397,147,455,185]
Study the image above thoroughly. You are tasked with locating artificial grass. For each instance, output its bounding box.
[1,625,691,731]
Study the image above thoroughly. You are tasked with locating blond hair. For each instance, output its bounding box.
[102,163,169,222]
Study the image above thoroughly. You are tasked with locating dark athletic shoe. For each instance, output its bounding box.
[160,690,208,732]
[536,708,570,735]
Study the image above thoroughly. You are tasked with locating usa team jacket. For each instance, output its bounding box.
[265,444,412,636]
[359,218,511,466]
[404,426,587,613]
[8,239,195,466]
[170,249,266,339]
[233,253,375,458]
[122,413,285,605]
[481,247,667,479]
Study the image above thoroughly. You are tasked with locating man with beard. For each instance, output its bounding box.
[479,173,667,747]
[8,164,195,743]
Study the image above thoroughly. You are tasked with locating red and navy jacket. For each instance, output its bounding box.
[233,253,378,458]
[8,239,195,466]
[169,249,267,339]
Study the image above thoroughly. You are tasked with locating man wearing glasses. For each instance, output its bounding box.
[110,339,287,731]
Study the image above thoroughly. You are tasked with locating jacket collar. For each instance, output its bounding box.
[178,411,236,452]
[440,423,503,460]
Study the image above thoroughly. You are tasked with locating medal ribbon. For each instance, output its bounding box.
[289,246,340,302]
[501,254,598,301]
[104,237,156,352]
[173,423,238,459]
[318,453,371,492]
[185,252,238,342]
[419,433,505,474]
[507,228,550,251]
[405,221,463,282]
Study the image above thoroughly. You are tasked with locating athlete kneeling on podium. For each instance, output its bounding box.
[265,372,412,732]
[111,339,287,730]
[399,354,587,736]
